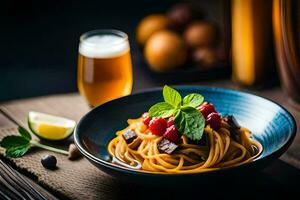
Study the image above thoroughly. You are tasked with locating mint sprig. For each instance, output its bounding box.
[0,127,69,158]
[149,85,205,140]
[182,93,204,108]
[148,102,174,118]
[163,85,182,107]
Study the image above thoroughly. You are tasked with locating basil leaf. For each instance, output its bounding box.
[6,144,31,158]
[18,127,32,141]
[149,102,174,118]
[163,85,182,107]
[182,93,204,108]
[0,136,29,149]
[175,107,205,140]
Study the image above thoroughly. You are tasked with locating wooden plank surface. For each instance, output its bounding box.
[0,113,61,200]
[0,112,15,128]
[1,94,90,129]
[0,94,121,200]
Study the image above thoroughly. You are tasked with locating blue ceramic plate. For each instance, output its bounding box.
[74,86,296,184]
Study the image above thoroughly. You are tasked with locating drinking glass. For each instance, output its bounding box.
[77,30,133,107]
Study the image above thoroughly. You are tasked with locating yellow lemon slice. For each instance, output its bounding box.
[28,111,76,140]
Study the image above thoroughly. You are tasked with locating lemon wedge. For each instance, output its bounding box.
[28,111,76,140]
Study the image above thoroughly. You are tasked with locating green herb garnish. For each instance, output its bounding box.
[0,127,69,158]
[149,85,205,140]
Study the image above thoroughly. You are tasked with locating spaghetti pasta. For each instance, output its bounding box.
[108,117,262,174]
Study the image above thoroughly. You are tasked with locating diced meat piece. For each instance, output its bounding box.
[223,115,241,141]
[122,129,137,144]
[157,138,178,154]
[223,115,241,129]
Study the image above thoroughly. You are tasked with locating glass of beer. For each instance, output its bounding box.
[77,30,133,107]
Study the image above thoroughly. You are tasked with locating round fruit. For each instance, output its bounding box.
[149,117,167,136]
[136,14,168,46]
[41,155,57,169]
[192,47,217,67]
[167,3,193,31]
[206,112,221,130]
[198,102,216,118]
[142,112,152,126]
[163,125,181,144]
[28,111,76,141]
[144,30,187,72]
[183,21,218,48]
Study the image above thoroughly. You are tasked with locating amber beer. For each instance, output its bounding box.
[77,30,133,107]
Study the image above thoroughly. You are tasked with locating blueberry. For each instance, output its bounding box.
[41,155,57,169]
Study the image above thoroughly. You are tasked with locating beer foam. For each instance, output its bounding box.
[79,35,129,58]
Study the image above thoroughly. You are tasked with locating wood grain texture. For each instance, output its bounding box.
[0,95,123,200]
[0,94,90,129]
[0,112,15,128]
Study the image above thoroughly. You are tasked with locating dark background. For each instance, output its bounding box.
[0,0,224,101]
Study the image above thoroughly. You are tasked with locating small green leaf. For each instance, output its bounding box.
[173,109,185,133]
[183,93,204,108]
[182,107,205,140]
[149,102,174,118]
[18,127,32,140]
[0,136,29,149]
[163,85,182,107]
[0,135,31,158]
[174,107,205,140]
[6,144,31,158]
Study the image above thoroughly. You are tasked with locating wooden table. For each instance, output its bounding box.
[0,80,300,199]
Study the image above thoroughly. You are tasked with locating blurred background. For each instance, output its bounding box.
[0,0,228,101]
[1,0,299,104]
